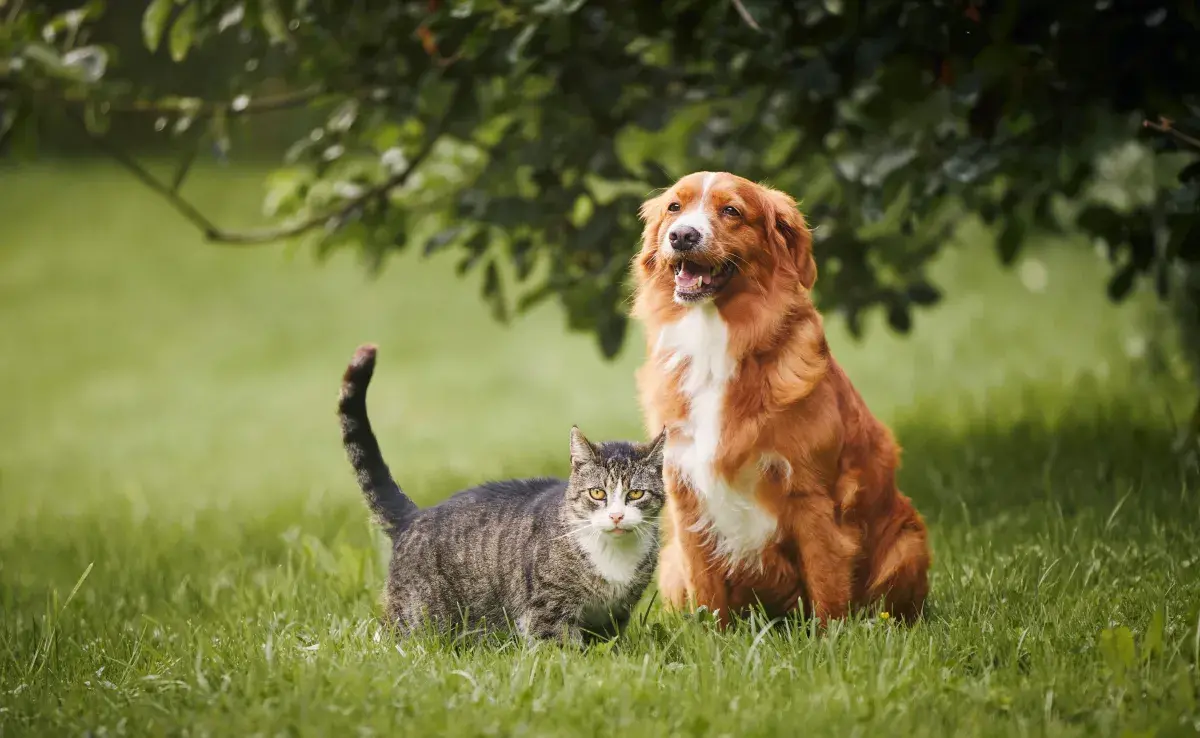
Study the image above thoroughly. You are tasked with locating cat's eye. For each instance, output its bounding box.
[588,488,606,501]
[626,490,646,501]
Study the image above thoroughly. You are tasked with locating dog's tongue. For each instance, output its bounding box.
[675,261,708,290]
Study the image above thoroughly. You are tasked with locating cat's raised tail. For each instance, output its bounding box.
[339,344,418,539]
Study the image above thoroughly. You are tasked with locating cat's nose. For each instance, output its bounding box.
[609,512,624,525]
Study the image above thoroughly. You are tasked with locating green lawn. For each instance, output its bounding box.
[1,162,1197,737]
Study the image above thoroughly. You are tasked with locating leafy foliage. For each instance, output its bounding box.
[2,0,1199,356]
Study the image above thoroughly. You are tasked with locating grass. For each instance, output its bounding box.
[1,162,1198,737]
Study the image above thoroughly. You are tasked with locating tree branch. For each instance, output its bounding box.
[1144,116,1200,153]
[108,86,327,117]
[44,85,329,119]
[68,84,465,246]
[730,0,764,33]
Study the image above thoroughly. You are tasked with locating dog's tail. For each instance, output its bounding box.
[338,345,417,539]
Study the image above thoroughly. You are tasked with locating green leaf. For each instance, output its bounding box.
[1077,205,1125,247]
[21,43,69,77]
[1099,626,1137,677]
[596,310,627,359]
[516,283,554,313]
[507,23,538,64]
[456,230,490,275]
[1107,263,1137,302]
[143,0,172,52]
[1174,669,1197,712]
[424,226,466,256]
[371,123,404,153]
[169,2,198,62]
[83,100,111,135]
[997,220,1024,265]
[511,237,536,281]
[262,167,309,218]
[886,300,912,333]
[260,0,289,45]
[1143,605,1165,662]
[481,261,508,322]
[906,280,941,307]
[1114,627,1136,668]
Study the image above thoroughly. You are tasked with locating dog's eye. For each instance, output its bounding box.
[722,205,741,217]
[667,202,681,212]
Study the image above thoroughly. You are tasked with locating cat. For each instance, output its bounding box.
[338,344,667,644]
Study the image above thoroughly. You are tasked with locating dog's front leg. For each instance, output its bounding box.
[790,493,858,622]
[656,497,691,611]
[662,475,732,628]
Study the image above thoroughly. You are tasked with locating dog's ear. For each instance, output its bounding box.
[635,189,670,273]
[764,187,816,291]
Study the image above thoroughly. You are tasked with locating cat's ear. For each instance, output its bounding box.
[641,427,668,467]
[569,426,598,467]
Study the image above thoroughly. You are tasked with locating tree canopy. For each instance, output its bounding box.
[3,0,1199,356]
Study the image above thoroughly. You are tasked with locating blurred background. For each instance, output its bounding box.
[2,2,1200,733]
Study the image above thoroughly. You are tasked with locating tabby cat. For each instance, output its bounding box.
[338,344,666,644]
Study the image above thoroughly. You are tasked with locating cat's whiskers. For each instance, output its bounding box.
[552,519,599,543]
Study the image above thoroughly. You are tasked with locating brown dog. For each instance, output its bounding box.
[632,172,931,626]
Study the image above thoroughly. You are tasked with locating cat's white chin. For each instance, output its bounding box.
[575,525,653,585]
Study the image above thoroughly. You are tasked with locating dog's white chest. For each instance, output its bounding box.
[657,308,778,567]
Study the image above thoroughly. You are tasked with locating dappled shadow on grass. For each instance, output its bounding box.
[895,402,1193,526]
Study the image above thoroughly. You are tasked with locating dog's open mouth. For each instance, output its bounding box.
[673,259,735,302]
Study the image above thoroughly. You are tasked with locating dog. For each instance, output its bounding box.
[632,171,931,626]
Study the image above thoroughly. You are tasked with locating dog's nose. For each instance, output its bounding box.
[668,225,702,251]
[609,512,624,525]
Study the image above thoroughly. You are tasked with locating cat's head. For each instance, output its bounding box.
[564,426,667,540]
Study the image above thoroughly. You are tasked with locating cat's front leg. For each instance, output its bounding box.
[516,609,585,648]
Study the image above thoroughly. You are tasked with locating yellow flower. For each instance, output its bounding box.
[879,611,891,621]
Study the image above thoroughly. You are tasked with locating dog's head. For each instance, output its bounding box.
[635,172,816,308]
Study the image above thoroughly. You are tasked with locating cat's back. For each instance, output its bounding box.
[403,476,565,534]
[435,476,564,512]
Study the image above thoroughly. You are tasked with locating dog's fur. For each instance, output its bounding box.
[632,172,931,625]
